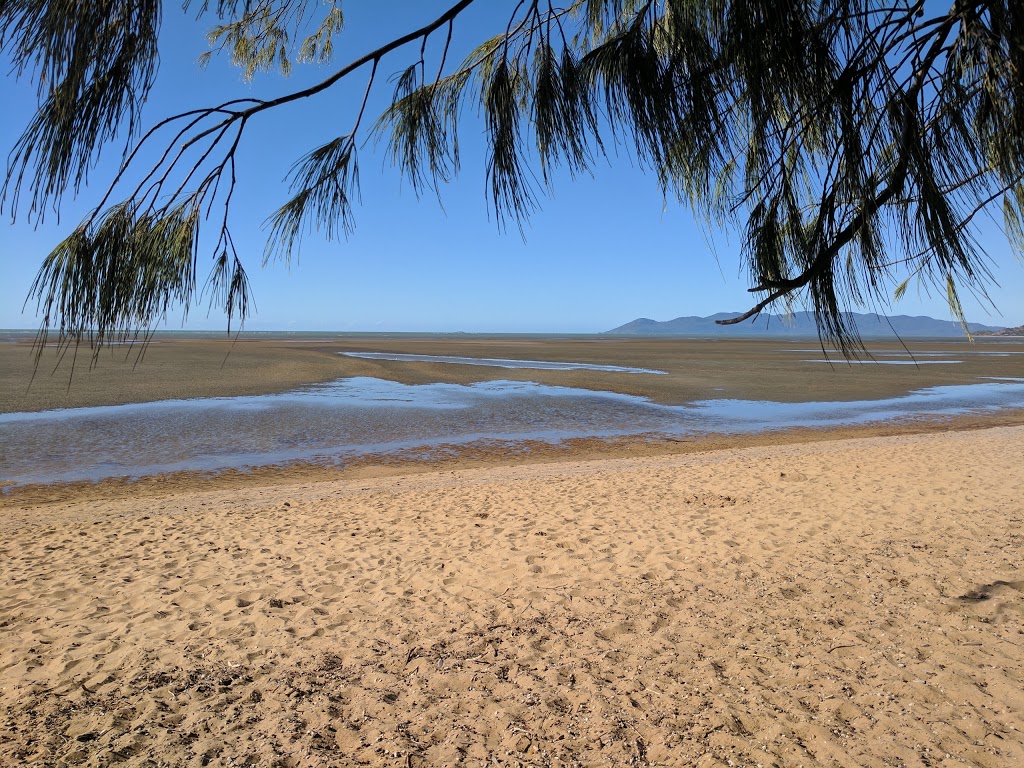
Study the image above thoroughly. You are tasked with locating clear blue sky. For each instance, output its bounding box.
[2,2,1021,332]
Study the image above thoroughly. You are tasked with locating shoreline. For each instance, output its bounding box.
[5,405,1024,507]
[4,335,1024,505]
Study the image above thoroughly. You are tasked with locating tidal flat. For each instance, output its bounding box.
[4,376,1024,487]
[3,333,1024,412]
[3,332,1024,493]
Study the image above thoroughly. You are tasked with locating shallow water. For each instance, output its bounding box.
[341,351,667,374]
[2,377,1023,487]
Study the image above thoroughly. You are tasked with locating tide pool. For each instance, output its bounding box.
[2,377,1023,487]
[341,351,667,374]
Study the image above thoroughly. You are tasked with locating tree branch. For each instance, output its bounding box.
[719,3,963,326]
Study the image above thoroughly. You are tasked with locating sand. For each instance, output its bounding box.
[4,335,1024,413]
[2,426,1022,767]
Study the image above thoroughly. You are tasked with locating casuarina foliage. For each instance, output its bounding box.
[3,1,1022,354]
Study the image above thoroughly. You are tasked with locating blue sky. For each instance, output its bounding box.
[2,1,1022,332]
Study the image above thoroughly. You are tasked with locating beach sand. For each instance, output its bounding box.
[2,426,1021,767]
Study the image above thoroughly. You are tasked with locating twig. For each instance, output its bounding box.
[826,643,857,653]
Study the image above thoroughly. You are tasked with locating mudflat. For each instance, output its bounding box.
[2,334,1024,413]
[1,426,1021,766]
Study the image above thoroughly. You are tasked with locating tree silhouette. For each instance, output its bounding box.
[3,1,1022,354]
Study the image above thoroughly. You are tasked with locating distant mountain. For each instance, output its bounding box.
[606,312,1004,337]
[977,324,1024,337]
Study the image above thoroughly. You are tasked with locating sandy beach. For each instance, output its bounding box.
[3,1,1024,762]
[2,425,1021,767]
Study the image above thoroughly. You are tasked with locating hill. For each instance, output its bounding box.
[606,312,1004,337]
[976,325,1024,337]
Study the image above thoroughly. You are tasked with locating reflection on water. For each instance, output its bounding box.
[341,351,668,374]
[1,377,1023,486]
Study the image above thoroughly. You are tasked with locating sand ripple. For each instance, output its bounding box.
[1,428,1022,766]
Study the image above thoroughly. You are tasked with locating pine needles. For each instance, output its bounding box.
[4,0,1024,355]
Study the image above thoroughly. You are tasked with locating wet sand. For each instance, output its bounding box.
[3,334,1024,495]
[3,334,1024,413]
[1,426,1021,766]
[2,335,1023,766]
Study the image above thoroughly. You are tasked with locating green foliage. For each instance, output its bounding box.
[199,0,322,79]
[265,135,361,264]
[298,3,344,64]
[1,0,161,217]
[375,63,463,196]
[4,0,1024,353]
[29,200,201,350]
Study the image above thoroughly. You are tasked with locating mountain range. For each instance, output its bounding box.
[606,312,1005,337]
[977,324,1024,337]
